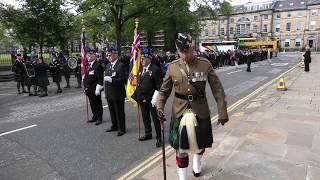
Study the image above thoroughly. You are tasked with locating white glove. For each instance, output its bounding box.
[104,76,112,83]
[95,84,103,96]
[151,90,159,107]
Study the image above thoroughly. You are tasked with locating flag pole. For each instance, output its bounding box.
[134,18,141,139]
[81,19,89,123]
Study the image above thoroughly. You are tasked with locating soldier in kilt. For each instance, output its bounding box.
[49,53,63,93]
[12,53,27,94]
[59,52,71,88]
[74,54,82,88]
[156,33,229,179]
[34,57,49,97]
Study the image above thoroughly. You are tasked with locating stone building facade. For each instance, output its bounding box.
[199,0,320,51]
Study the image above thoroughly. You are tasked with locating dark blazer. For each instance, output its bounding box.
[104,60,127,100]
[303,50,311,63]
[136,64,162,103]
[83,60,104,93]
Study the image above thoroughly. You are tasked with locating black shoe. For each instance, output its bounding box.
[156,139,162,148]
[22,90,27,93]
[29,93,34,96]
[138,134,152,141]
[87,119,96,123]
[193,171,201,177]
[106,127,118,132]
[64,86,70,88]
[95,121,102,125]
[76,86,82,88]
[117,131,126,136]
[39,94,46,97]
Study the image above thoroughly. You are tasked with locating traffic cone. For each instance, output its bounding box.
[277,77,287,91]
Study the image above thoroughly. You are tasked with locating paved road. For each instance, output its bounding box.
[0,54,299,180]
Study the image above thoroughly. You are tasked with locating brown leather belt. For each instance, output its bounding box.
[175,92,204,102]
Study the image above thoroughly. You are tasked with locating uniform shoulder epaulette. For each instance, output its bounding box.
[197,57,211,63]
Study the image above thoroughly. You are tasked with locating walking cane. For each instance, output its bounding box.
[160,120,166,180]
[86,94,89,122]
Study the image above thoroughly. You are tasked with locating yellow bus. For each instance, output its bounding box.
[238,37,278,51]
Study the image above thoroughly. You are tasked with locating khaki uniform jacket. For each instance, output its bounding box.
[156,57,228,120]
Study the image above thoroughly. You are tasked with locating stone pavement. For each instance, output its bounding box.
[140,55,320,180]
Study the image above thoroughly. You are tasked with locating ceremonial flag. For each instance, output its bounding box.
[80,32,86,79]
[126,28,141,106]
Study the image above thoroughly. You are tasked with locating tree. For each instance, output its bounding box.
[77,0,158,55]
[0,0,76,56]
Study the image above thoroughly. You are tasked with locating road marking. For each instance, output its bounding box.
[117,64,299,180]
[271,63,288,66]
[227,70,243,75]
[0,124,37,137]
[0,93,16,96]
[103,99,130,108]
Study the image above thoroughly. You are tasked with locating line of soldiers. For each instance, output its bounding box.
[11,51,80,97]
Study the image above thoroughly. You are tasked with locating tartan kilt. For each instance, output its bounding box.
[37,77,50,87]
[169,116,213,150]
[52,74,62,83]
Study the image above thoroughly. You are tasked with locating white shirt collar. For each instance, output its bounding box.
[111,59,118,66]
[89,60,95,67]
[144,63,151,71]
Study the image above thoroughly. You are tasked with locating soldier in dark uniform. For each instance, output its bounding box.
[104,48,127,136]
[49,53,63,93]
[23,57,36,96]
[136,50,162,147]
[75,54,82,88]
[34,57,50,97]
[83,49,104,125]
[156,33,229,179]
[12,53,27,94]
[246,49,252,72]
[59,52,71,88]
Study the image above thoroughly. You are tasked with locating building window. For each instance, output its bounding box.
[311,10,317,16]
[253,24,258,33]
[254,16,258,21]
[212,28,216,35]
[263,15,268,20]
[298,11,304,17]
[205,29,208,36]
[295,39,301,46]
[286,23,291,31]
[285,39,290,47]
[236,24,251,34]
[263,24,268,32]
[275,24,280,32]
[221,28,225,35]
[310,21,316,30]
[287,12,291,18]
[297,22,303,31]
[276,13,281,18]
[231,18,234,23]
[221,19,225,23]
[230,27,234,34]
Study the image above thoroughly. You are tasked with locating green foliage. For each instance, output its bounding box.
[0,0,76,54]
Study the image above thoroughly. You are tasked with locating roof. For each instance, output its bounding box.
[273,0,307,11]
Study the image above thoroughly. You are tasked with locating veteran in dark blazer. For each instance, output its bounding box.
[136,51,162,147]
[83,49,104,125]
[104,48,127,136]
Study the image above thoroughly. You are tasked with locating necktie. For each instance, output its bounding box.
[142,68,147,77]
